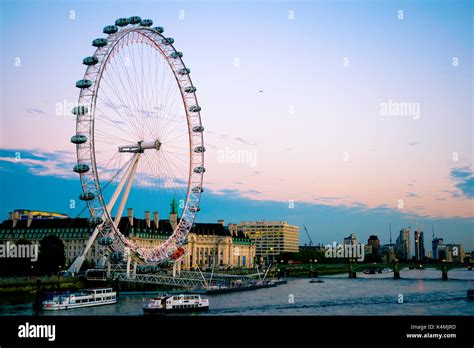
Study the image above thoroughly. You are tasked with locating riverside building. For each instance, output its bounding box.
[0,201,255,270]
[237,220,299,263]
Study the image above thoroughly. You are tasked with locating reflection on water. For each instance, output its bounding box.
[1,269,473,316]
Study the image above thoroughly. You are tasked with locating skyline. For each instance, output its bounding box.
[0,0,472,249]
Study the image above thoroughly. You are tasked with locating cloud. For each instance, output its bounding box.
[315,196,347,201]
[408,141,419,146]
[244,189,261,195]
[26,108,47,115]
[103,101,130,110]
[235,137,256,146]
[0,149,76,179]
[406,192,419,198]
[209,187,261,198]
[0,148,189,191]
[450,166,474,199]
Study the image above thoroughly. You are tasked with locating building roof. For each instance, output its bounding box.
[0,217,90,230]
[0,217,252,241]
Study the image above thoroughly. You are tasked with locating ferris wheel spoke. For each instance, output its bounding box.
[151,51,167,134]
[156,74,182,137]
[158,103,184,140]
[96,80,142,139]
[100,155,135,194]
[72,20,204,268]
[101,63,143,139]
[159,152,188,193]
[105,50,143,137]
[160,118,188,144]
[95,84,142,136]
[127,48,149,135]
[123,46,143,131]
[154,58,176,137]
[94,126,134,144]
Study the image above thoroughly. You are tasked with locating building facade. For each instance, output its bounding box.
[432,237,444,260]
[381,244,396,263]
[414,230,425,261]
[396,228,412,260]
[445,244,464,263]
[367,235,380,257]
[237,221,299,263]
[344,233,357,246]
[0,205,256,270]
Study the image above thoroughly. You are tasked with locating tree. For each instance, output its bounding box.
[14,239,34,276]
[0,239,34,276]
[38,235,65,275]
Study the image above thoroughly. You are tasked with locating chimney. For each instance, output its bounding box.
[153,211,159,229]
[145,211,150,228]
[12,211,20,228]
[127,208,134,226]
[217,219,224,226]
[27,211,33,228]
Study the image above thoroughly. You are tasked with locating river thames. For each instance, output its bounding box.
[1,269,473,316]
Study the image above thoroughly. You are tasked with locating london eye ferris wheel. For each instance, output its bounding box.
[68,16,205,272]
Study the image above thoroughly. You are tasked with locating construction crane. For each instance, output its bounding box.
[303,225,313,247]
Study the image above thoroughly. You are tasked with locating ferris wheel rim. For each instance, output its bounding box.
[73,19,204,264]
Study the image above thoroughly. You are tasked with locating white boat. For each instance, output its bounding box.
[143,294,209,314]
[42,288,117,310]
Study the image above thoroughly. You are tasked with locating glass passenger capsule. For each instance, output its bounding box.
[98,236,114,246]
[161,37,174,45]
[192,126,204,132]
[92,38,108,47]
[153,26,164,33]
[140,19,153,27]
[79,192,95,201]
[71,134,87,144]
[128,16,142,24]
[83,56,99,65]
[189,105,201,112]
[115,18,130,27]
[73,164,90,173]
[194,146,206,153]
[88,216,103,225]
[193,166,206,174]
[76,79,92,88]
[170,51,183,59]
[184,86,196,93]
[103,25,119,34]
[192,186,204,193]
[71,106,89,115]
[178,68,191,75]
[110,251,123,262]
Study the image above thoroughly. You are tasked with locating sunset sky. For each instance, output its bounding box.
[0,0,472,250]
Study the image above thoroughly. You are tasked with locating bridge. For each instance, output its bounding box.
[113,270,264,288]
[86,264,268,289]
[276,261,473,280]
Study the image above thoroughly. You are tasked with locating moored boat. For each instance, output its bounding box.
[143,294,209,314]
[42,288,117,310]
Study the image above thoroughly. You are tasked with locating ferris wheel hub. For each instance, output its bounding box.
[118,139,161,153]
